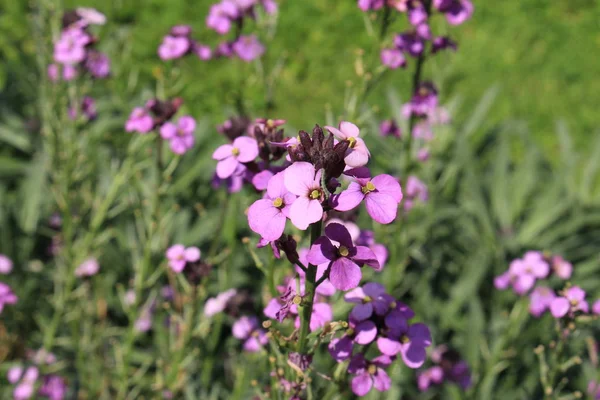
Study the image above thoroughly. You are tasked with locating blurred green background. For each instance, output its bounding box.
[1,0,599,148]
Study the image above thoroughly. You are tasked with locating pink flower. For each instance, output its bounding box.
[332,170,402,224]
[593,300,600,315]
[0,254,13,274]
[551,255,572,280]
[418,366,444,391]
[550,286,589,318]
[125,107,154,133]
[53,28,90,65]
[529,286,555,317]
[434,0,474,25]
[158,35,190,60]
[206,1,239,34]
[358,0,384,11]
[344,282,392,321]
[380,48,406,69]
[194,43,213,60]
[307,223,380,291]
[12,366,38,400]
[212,136,259,179]
[0,282,18,313]
[76,7,107,25]
[160,115,196,154]
[233,35,265,62]
[377,321,431,368]
[348,354,392,396]
[248,171,297,241]
[166,244,201,273]
[508,252,549,295]
[283,162,324,230]
[325,122,370,167]
[75,258,100,277]
[232,316,268,352]
[204,289,237,316]
[38,375,67,400]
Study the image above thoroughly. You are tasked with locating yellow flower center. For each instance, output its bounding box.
[266,119,274,128]
[292,295,302,305]
[347,136,357,148]
[338,245,350,257]
[272,197,284,208]
[570,299,578,306]
[367,364,377,375]
[419,87,429,96]
[310,189,321,200]
[231,147,240,156]
[363,295,372,303]
[389,301,397,309]
[361,181,376,194]
[400,334,411,344]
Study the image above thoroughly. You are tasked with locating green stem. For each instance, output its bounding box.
[297,219,322,353]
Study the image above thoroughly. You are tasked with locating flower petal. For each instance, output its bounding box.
[353,246,381,270]
[354,320,377,345]
[307,236,337,265]
[329,257,362,291]
[289,197,323,230]
[233,136,259,162]
[216,157,239,179]
[212,144,234,160]
[377,337,402,356]
[184,247,201,262]
[248,199,286,241]
[373,368,392,392]
[371,174,403,203]
[325,222,354,248]
[160,122,177,139]
[365,193,398,224]
[350,302,374,322]
[284,162,315,196]
[351,373,373,397]
[331,182,364,212]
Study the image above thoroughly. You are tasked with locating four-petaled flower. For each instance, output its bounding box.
[284,162,325,230]
[212,136,259,179]
[377,321,432,368]
[550,286,589,318]
[160,115,196,154]
[325,122,370,167]
[348,354,392,396]
[166,244,201,273]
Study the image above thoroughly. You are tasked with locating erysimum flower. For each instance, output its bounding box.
[551,255,572,280]
[380,48,406,69]
[332,170,402,224]
[212,136,259,179]
[0,282,18,313]
[160,115,196,154]
[53,27,90,65]
[344,282,392,321]
[328,319,378,361]
[165,244,201,273]
[357,0,384,11]
[248,171,297,241]
[75,258,100,277]
[233,35,265,61]
[418,366,444,391]
[550,286,589,318]
[325,122,370,167]
[377,321,432,368]
[283,162,325,230]
[529,286,555,317]
[348,354,392,396]
[76,7,107,25]
[38,375,67,400]
[0,254,13,274]
[125,107,154,133]
[85,51,110,78]
[204,289,237,316]
[232,316,268,352]
[206,1,239,34]
[307,223,380,291]
[433,0,474,25]
[158,35,190,60]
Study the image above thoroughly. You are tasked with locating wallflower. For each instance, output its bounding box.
[248,171,296,241]
[377,321,432,368]
[324,121,370,167]
[38,375,67,400]
[233,35,265,62]
[404,175,428,211]
[283,162,325,230]
[213,136,259,179]
[551,255,572,280]
[204,289,237,316]
[206,1,239,34]
[508,251,549,295]
[125,107,154,133]
[0,282,17,313]
[344,282,391,321]
[75,258,100,277]
[85,51,110,78]
[328,320,378,362]
[394,31,425,57]
[53,28,90,65]
[160,115,196,154]
[158,35,191,60]
[357,0,384,11]
[11,366,39,400]
[529,286,555,317]
[165,244,201,273]
[332,170,402,224]
[0,254,13,274]
[307,223,380,291]
[381,48,406,69]
[550,286,589,318]
[47,64,78,82]
[432,36,458,53]
[418,366,444,391]
[348,354,392,396]
[232,316,268,352]
[433,0,474,25]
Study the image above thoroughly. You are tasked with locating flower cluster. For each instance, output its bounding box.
[7,349,67,400]
[68,96,97,122]
[418,345,471,391]
[0,254,16,314]
[48,8,110,82]
[158,25,212,61]
[74,257,100,277]
[125,98,197,155]
[403,175,429,211]
[328,283,431,396]
[494,251,600,319]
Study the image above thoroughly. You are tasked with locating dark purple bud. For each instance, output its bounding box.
[288,352,312,371]
[276,235,299,264]
[62,10,82,28]
[184,261,213,285]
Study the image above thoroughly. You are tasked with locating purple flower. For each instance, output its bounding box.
[47,64,78,82]
[332,172,402,224]
[550,286,589,318]
[69,96,97,121]
[348,354,392,396]
[394,31,425,57]
[379,119,401,138]
[529,286,555,317]
[432,36,458,53]
[402,82,438,117]
[233,35,265,62]
[404,175,428,211]
[283,162,324,230]
[84,51,110,78]
[325,121,370,167]
[407,1,428,26]
[418,366,444,391]
[53,28,90,65]
[328,320,378,361]
[38,375,67,400]
[589,381,600,400]
[232,316,268,352]
[125,107,154,134]
[434,0,474,25]
[358,0,384,11]
[207,2,240,34]
[380,48,406,69]
[357,230,388,268]
[212,164,247,193]
[213,136,259,179]
[307,223,380,291]
[0,254,13,274]
[248,171,297,241]
[294,302,333,331]
[160,115,196,155]
[158,35,190,60]
[377,321,431,368]
[0,282,18,313]
[76,7,106,26]
[165,244,201,273]
[194,43,213,60]
[508,251,549,295]
[551,255,572,280]
[344,282,392,321]
[204,289,237,316]
[75,258,99,277]
[12,366,38,400]
[261,0,278,13]
[135,310,153,332]
[593,300,600,315]
[170,25,192,37]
